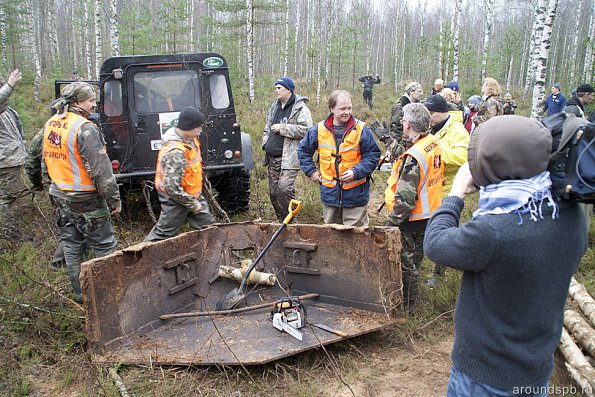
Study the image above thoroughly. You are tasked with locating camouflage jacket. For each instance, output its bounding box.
[262,95,313,170]
[42,109,121,213]
[388,155,421,227]
[474,96,503,126]
[389,95,412,140]
[158,129,203,211]
[25,129,45,189]
[0,84,26,169]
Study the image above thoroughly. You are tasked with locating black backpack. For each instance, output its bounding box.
[542,112,595,203]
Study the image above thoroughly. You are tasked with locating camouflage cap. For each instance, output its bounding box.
[405,82,422,94]
[61,82,95,103]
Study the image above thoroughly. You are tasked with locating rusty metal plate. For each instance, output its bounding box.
[81,223,403,365]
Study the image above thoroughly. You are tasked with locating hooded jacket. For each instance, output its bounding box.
[433,114,469,167]
[563,96,586,118]
[0,84,26,169]
[263,95,313,169]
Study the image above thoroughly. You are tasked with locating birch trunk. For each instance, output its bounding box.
[246,0,255,103]
[189,0,194,51]
[47,0,59,63]
[84,3,92,79]
[568,0,583,87]
[559,329,595,396]
[569,278,595,328]
[530,0,557,119]
[564,309,595,359]
[419,0,427,39]
[480,0,494,81]
[392,4,400,93]
[524,0,547,98]
[293,0,301,76]
[322,0,333,90]
[0,0,7,73]
[452,0,462,82]
[30,1,41,102]
[438,17,443,80]
[110,0,119,56]
[95,0,102,79]
[283,0,289,76]
[582,5,594,82]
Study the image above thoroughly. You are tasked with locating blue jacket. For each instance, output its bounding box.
[543,92,567,116]
[298,114,380,208]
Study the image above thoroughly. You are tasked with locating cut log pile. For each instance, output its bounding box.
[559,278,595,397]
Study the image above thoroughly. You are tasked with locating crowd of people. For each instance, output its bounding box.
[0,68,593,397]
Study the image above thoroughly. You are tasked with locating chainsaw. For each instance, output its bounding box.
[271,296,306,341]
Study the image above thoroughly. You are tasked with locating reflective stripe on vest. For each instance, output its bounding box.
[384,134,444,220]
[317,121,366,190]
[43,112,96,191]
[154,138,203,198]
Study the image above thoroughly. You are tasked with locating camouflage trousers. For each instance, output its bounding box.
[399,219,428,312]
[0,165,25,214]
[267,156,299,222]
[53,196,117,302]
[144,195,215,242]
[322,204,369,226]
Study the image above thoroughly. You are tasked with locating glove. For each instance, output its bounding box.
[370,121,390,144]
[385,219,398,227]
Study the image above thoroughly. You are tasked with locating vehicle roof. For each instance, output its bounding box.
[99,52,228,76]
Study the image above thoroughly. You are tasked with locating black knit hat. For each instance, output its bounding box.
[177,107,206,130]
[576,84,594,94]
[424,95,449,113]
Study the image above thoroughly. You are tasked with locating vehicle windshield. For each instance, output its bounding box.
[133,70,199,113]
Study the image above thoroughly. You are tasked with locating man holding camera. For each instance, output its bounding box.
[358,74,381,110]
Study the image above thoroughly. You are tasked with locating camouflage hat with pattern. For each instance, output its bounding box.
[405,82,422,94]
[61,82,95,103]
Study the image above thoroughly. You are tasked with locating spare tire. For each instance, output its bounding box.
[213,169,251,214]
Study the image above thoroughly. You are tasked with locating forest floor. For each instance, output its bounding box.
[1,83,593,396]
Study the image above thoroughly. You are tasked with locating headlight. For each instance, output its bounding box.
[224,150,233,159]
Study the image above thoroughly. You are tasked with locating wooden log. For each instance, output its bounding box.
[559,328,595,396]
[217,259,276,286]
[565,309,595,359]
[569,278,595,328]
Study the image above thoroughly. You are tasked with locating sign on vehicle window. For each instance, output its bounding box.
[152,111,181,151]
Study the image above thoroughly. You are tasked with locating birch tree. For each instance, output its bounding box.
[84,3,92,78]
[293,0,301,75]
[246,0,255,102]
[480,0,495,81]
[110,0,120,56]
[0,0,7,73]
[47,0,59,64]
[530,0,558,119]
[582,6,594,82]
[282,0,289,75]
[29,0,41,102]
[567,0,582,87]
[452,0,462,82]
[524,0,547,98]
[95,0,102,79]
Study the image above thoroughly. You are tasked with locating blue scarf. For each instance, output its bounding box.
[473,171,558,224]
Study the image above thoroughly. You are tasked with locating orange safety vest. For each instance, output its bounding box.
[43,112,96,191]
[154,138,203,198]
[317,120,367,190]
[384,133,444,221]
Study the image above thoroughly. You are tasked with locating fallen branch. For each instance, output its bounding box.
[565,309,595,359]
[559,328,595,396]
[569,278,595,328]
[108,367,131,397]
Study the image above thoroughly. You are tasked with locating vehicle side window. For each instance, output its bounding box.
[133,70,199,114]
[209,74,230,109]
[103,80,123,117]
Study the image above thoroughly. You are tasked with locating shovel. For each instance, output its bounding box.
[215,199,303,310]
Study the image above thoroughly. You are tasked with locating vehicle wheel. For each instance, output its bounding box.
[214,169,251,214]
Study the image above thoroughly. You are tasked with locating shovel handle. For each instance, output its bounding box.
[283,199,303,225]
